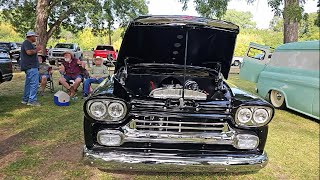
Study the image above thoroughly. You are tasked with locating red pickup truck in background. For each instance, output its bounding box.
[93,45,117,61]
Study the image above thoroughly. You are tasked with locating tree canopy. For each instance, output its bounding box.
[179,0,313,43]
[222,9,256,29]
[0,0,148,47]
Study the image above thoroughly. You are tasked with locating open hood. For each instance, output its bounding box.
[116,15,239,79]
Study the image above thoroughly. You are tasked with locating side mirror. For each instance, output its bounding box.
[91,48,94,51]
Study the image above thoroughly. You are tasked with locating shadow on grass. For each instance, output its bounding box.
[0,93,84,159]
[0,96,26,117]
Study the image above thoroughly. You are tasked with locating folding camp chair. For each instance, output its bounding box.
[39,67,54,93]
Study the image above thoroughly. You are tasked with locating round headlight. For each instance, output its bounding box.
[253,109,269,124]
[90,102,107,118]
[108,102,125,118]
[237,108,252,123]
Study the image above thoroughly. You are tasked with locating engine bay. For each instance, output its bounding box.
[115,64,229,101]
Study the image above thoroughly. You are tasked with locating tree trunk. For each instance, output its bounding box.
[35,0,49,52]
[108,22,112,45]
[283,0,299,43]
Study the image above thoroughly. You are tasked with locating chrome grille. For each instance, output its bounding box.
[52,52,63,57]
[130,116,229,133]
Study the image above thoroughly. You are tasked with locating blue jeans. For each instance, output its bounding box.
[23,68,39,103]
[84,78,104,95]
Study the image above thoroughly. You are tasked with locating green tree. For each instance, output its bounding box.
[222,9,256,29]
[299,12,320,41]
[0,0,148,50]
[269,16,283,32]
[179,0,307,43]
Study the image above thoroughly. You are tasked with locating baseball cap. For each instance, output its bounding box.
[95,56,103,60]
[26,31,38,37]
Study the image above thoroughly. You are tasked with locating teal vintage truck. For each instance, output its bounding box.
[240,41,319,120]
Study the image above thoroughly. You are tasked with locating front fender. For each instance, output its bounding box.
[230,87,274,126]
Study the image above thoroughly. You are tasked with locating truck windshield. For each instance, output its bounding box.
[96,46,114,51]
[0,50,9,59]
[55,44,74,49]
[0,43,10,51]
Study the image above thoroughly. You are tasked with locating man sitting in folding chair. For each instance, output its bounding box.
[83,56,109,98]
[58,51,85,97]
[38,51,54,95]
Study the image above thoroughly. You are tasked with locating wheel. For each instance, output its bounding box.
[234,60,240,66]
[270,90,286,109]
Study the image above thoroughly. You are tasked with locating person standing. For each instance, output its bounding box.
[20,31,41,106]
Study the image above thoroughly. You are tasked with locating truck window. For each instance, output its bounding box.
[55,44,74,49]
[269,51,319,71]
[96,46,114,51]
[247,47,266,61]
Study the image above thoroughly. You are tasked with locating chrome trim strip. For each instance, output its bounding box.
[135,125,224,131]
[134,120,226,126]
[83,146,268,172]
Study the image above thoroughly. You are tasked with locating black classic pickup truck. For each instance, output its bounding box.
[82,15,275,173]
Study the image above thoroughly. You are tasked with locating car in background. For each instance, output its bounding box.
[93,45,117,63]
[0,42,21,64]
[240,41,319,119]
[0,49,13,84]
[231,56,243,66]
[48,43,83,65]
[16,42,22,48]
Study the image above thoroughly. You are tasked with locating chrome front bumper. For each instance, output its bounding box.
[83,146,268,172]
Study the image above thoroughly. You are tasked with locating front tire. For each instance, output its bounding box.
[270,90,286,109]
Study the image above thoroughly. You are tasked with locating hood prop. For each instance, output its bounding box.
[181,30,189,103]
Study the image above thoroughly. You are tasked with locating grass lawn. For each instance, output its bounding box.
[0,71,319,180]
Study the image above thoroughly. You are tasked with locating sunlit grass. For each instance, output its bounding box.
[0,72,318,179]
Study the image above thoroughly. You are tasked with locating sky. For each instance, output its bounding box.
[147,0,319,29]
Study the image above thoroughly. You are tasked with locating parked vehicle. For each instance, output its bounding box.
[0,42,21,64]
[48,43,83,65]
[83,15,275,172]
[240,41,319,119]
[231,56,243,66]
[0,49,13,84]
[93,45,117,64]
[16,42,22,48]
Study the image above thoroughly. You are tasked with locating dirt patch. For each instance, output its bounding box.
[46,170,65,180]
[0,128,12,142]
[111,173,134,180]
[49,143,83,162]
[33,142,85,178]
[0,151,24,169]
[0,130,27,158]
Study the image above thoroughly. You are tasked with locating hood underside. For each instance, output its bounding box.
[116,16,239,79]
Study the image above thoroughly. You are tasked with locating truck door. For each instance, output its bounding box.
[239,42,272,83]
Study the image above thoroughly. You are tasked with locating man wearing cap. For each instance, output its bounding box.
[83,56,109,98]
[21,31,42,106]
[59,51,85,97]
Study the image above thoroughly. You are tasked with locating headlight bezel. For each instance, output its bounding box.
[235,106,273,127]
[86,98,128,122]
